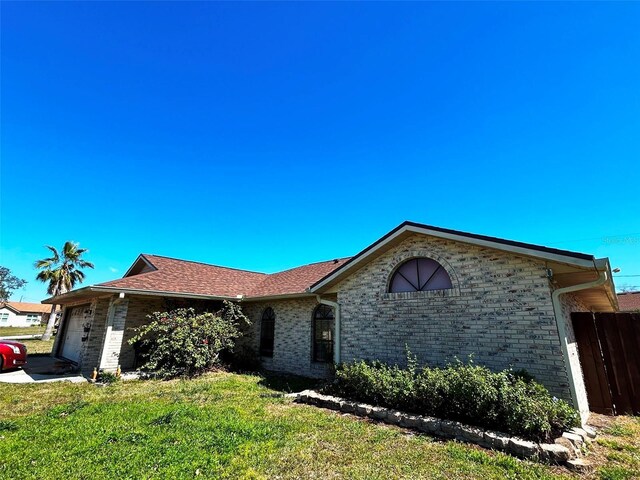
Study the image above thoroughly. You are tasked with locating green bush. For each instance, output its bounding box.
[128,301,250,379]
[325,356,579,442]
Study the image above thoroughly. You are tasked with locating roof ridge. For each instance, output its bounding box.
[401,221,594,260]
[142,253,268,275]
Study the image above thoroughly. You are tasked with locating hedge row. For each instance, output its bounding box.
[323,357,579,442]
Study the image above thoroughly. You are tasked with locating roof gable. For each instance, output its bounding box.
[310,221,603,293]
[98,254,268,298]
[2,302,53,314]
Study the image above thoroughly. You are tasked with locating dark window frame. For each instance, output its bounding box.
[259,307,275,357]
[312,304,334,363]
[388,257,453,293]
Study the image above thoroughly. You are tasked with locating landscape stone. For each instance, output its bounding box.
[369,406,388,421]
[554,437,578,459]
[484,430,510,450]
[582,425,597,439]
[399,414,419,429]
[355,403,373,416]
[458,425,485,444]
[418,416,441,434]
[340,401,357,414]
[508,437,540,459]
[562,431,584,449]
[440,420,463,439]
[539,443,571,464]
[386,410,403,425]
[566,458,593,474]
[569,427,592,445]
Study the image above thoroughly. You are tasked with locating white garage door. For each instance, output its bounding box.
[60,305,88,363]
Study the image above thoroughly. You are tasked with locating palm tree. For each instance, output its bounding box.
[35,242,94,341]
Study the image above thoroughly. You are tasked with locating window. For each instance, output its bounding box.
[259,307,275,357]
[26,314,40,323]
[0,313,8,323]
[313,304,334,363]
[389,257,452,293]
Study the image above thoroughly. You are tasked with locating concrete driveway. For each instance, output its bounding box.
[0,355,86,384]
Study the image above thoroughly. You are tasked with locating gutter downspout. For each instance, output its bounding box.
[551,270,607,421]
[316,295,341,364]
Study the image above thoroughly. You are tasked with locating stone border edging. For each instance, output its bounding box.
[288,390,597,467]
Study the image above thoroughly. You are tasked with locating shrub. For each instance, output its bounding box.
[128,301,250,379]
[325,356,579,442]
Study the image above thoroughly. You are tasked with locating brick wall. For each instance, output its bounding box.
[333,233,576,403]
[79,298,110,373]
[119,296,164,370]
[242,297,334,378]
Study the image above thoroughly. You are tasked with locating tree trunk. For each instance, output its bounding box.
[41,304,58,341]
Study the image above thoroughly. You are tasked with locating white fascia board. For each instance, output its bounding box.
[88,286,236,301]
[310,224,597,293]
[122,254,156,278]
[43,286,237,304]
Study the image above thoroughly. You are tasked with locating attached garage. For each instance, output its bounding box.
[58,305,89,363]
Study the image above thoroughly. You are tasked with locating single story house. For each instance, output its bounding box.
[617,291,640,312]
[44,221,617,422]
[0,301,54,328]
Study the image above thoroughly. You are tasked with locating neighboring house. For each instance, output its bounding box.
[617,291,640,312]
[44,221,617,422]
[0,301,54,328]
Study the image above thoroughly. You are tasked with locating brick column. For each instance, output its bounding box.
[98,296,129,372]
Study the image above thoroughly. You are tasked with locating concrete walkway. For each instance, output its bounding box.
[0,356,86,384]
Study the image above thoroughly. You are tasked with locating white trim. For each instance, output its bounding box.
[551,270,608,424]
[122,255,157,278]
[310,224,602,293]
[44,286,238,304]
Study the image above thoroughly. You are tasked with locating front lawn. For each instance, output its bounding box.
[21,338,54,355]
[0,372,637,479]
[0,326,45,337]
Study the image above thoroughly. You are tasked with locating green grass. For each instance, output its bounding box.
[594,417,640,480]
[20,338,54,355]
[0,325,53,354]
[0,372,635,479]
[0,325,45,337]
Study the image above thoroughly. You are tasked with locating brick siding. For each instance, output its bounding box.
[333,233,585,405]
[242,297,334,378]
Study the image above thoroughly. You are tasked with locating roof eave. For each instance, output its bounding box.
[242,292,315,302]
[310,222,601,294]
[43,286,239,304]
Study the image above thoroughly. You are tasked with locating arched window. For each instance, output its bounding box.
[259,307,275,357]
[389,258,452,293]
[313,304,334,363]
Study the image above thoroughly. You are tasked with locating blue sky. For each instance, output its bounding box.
[1,2,639,302]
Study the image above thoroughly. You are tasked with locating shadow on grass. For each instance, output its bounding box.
[258,372,323,393]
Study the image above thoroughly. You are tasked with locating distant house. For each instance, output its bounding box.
[45,221,618,423]
[617,291,640,312]
[0,302,54,328]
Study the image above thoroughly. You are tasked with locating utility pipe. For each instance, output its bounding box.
[551,270,608,421]
[316,295,341,364]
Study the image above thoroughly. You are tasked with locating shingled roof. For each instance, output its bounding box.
[1,301,54,314]
[95,254,350,299]
[618,291,640,312]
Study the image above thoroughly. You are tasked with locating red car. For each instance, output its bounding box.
[0,340,27,371]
